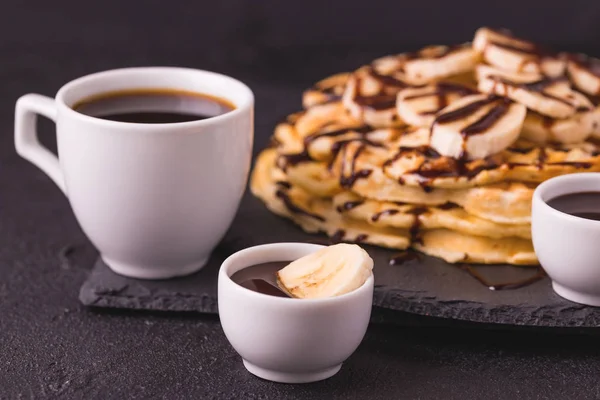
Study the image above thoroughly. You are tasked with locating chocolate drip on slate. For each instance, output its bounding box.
[275,190,325,222]
[371,209,399,222]
[458,264,547,291]
[389,250,422,266]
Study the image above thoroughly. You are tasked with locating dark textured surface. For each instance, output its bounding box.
[80,193,600,327]
[3,1,600,398]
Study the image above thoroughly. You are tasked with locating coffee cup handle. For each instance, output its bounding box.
[15,94,66,194]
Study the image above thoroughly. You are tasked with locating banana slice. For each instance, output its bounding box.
[473,27,565,77]
[303,72,351,108]
[477,65,593,118]
[590,106,600,138]
[396,82,477,127]
[521,111,595,144]
[430,94,526,159]
[402,44,479,85]
[342,73,405,127]
[276,244,373,299]
[567,54,600,96]
[371,44,478,86]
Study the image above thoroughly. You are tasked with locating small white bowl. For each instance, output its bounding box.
[532,173,600,306]
[218,242,374,383]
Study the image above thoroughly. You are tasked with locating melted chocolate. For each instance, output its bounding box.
[275,190,325,222]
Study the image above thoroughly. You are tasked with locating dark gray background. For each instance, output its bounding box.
[2,1,600,399]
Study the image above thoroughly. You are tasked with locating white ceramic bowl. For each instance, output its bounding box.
[218,242,374,383]
[532,173,600,306]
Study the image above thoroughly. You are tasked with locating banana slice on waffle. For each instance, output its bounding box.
[429,94,526,159]
[567,54,600,96]
[396,82,477,127]
[373,44,478,85]
[302,72,351,108]
[521,111,596,144]
[342,71,407,127]
[477,65,593,118]
[473,27,565,77]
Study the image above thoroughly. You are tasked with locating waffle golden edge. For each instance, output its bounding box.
[251,27,600,266]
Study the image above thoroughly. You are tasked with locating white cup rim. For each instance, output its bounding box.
[54,66,254,131]
[534,172,600,225]
[219,242,375,305]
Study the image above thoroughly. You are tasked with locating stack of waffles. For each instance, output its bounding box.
[251,27,600,265]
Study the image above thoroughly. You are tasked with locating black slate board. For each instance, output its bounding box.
[79,191,600,327]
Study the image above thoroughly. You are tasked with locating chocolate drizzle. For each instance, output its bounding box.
[433,95,501,127]
[491,76,588,110]
[458,264,547,290]
[336,200,364,213]
[274,190,325,222]
[339,144,373,188]
[371,209,399,222]
[330,229,345,244]
[569,53,600,78]
[461,98,511,136]
[402,82,477,116]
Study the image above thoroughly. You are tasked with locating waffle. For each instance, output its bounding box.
[251,27,600,266]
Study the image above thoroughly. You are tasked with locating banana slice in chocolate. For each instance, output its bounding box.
[567,54,600,96]
[477,65,593,118]
[396,82,477,127]
[430,94,526,159]
[473,27,565,77]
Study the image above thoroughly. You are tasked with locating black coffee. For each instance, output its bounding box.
[73,89,235,123]
[547,191,600,221]
[230,261,289,297]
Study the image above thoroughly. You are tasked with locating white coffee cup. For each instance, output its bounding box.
[532,173,600,306]
[15,67,254,279]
